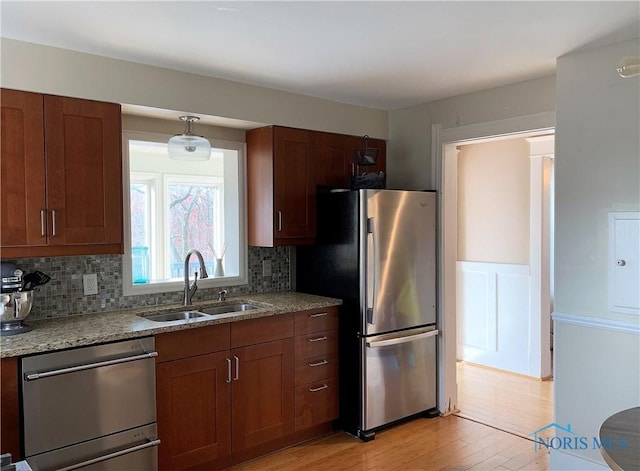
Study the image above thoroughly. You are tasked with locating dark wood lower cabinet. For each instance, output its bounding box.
[0,357,20,460]
[231,338,294,455]
[156,312,334,470]
[156,352,232,471]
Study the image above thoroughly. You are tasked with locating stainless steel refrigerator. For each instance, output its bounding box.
[297,188,438,441]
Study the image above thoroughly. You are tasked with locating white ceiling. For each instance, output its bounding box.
[1,1,639,110]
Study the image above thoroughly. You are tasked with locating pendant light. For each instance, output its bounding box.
[168,115,211,161]
[617,56,640,78]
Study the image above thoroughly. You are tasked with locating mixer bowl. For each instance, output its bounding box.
[1,290,34,334]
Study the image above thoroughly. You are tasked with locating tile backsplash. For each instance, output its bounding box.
[6,246,291,319]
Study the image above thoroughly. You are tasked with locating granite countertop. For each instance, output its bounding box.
[0,291,341,358]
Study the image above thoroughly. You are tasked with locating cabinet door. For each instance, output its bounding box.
[231,338,294,453]
[0,89,46,248]
[311,132,347,188]
[1,358,20,460]
[273,127,314,242]
[44,95,122,250]
[156,352,231,471]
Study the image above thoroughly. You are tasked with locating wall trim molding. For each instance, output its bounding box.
[552,311,640,335]
[440,111,556,144]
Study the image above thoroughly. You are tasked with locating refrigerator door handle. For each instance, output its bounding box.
[367,217,377,325]
[366,329,439,348]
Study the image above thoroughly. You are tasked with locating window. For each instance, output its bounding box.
[122,131,246,295]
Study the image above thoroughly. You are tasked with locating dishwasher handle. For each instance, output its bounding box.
[24,351,158,381]
[366,329,438,348]
[56,438,161,471]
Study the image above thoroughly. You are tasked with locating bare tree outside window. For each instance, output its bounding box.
[168,184,218,278]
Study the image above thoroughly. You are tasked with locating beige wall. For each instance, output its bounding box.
[553,38,640,468]
[555,38,640,323]
[387,75,556,190]
[457,138,530,265]
[1,38,388,139]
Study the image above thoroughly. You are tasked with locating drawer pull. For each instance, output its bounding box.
[309,312,328,318]
[309,384,328,392]
[308,336,327,343]
[308,359,329,367]
[24,351,158,381]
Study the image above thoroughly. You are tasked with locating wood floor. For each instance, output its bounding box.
[231,362,553,470]
[456,361,554,439]
[231,415,549,470]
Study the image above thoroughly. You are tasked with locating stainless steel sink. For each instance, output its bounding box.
[142,310,208,322]
[199,303,259,315]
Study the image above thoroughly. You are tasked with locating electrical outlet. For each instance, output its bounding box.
[262,260,272,277]
[83,274,98,296]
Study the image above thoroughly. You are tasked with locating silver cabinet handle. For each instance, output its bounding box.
[233,355,239,381]
[51,209,57,236]
[40,209,47,237]
[57,439,161,471]
[309,384,328,392]
[367,330,439,348]
[308,359,328,367]
[277,211,283,232]
[308,336,327,343]
[226,358,232,383]
[309,312,327,318]
[24,352,158,381]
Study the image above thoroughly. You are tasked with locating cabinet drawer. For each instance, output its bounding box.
[295,377,338,431]
[231,313,293,348]
[294,307,339,335]
[295,353,339,387]
[156,324,230,363]
[294,330,338,360]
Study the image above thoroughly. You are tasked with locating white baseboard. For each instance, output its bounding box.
[550,450,609,470]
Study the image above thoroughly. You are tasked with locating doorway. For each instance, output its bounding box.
[453,133,554,437]
[434,112,555,437]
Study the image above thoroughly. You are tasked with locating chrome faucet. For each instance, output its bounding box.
[183,249,209,306]
[218,289,228,302]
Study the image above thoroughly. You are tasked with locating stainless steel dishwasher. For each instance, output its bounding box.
[21,337,159,471]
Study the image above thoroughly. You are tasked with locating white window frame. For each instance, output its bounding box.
[122,130,248,296]
[130,173,160,278]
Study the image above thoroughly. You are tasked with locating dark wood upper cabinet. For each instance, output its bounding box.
[247,126,315,247]
[247,125,386,247]
[311,131,348,189]
[0,89,123,257]
[44,95,123,249]
[0,89,46,249]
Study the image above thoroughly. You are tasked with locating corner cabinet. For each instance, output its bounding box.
[0,89,123,258]
[247,125,386,247]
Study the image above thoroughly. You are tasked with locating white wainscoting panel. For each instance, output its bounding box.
[457,261,531,375]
